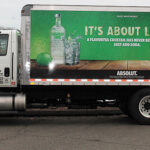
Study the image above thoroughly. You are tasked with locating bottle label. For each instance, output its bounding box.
[52,32,65,40]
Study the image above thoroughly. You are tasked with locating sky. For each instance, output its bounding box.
[1,0,150,29]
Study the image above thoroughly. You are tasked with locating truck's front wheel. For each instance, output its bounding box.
[129,88,150,125]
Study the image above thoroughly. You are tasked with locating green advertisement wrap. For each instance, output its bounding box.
[30,10,150,79]
[31,10,150,61]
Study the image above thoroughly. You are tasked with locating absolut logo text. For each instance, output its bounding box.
[117,71,138,76]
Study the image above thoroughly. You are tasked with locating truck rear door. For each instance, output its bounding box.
[0,30,13,87]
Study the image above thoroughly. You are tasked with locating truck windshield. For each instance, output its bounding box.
[0,34,9,56]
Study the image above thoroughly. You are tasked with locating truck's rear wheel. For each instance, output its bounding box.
[129,88,150,125]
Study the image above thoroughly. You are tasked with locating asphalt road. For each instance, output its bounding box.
[0,115,149,150]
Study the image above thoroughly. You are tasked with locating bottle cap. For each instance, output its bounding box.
[55,14,61,18]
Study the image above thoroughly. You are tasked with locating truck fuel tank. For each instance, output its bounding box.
[0,94,26,111]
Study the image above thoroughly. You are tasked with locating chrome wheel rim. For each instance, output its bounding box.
[139,96,150,118]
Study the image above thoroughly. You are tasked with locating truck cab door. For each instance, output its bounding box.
[0,30,13,87]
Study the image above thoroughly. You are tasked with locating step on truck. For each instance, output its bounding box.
[1,4,150,124]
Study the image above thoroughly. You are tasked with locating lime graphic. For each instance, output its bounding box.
[36,53,52,66]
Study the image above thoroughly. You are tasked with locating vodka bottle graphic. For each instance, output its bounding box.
[51,14,65,64]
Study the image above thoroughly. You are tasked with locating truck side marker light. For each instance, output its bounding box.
[64,79,70,82]
[121,79,127,82]
[99,79,104,82]
[133,79,138,82]
[87,79,93,82]
[11,82,16,85]
[110,79,115,82]
[76,79,81,82]
[143,79,149,82]
[41,79,47,82]
[53,79,58,82]
[30,79,35,82]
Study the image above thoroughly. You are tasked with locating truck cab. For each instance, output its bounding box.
[0,30,19,87]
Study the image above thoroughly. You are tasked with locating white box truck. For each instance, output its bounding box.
[1,4,150,124]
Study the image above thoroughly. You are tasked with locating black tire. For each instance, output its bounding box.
[128,88,150,125]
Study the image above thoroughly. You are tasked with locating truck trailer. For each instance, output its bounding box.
[1,4,150,124]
